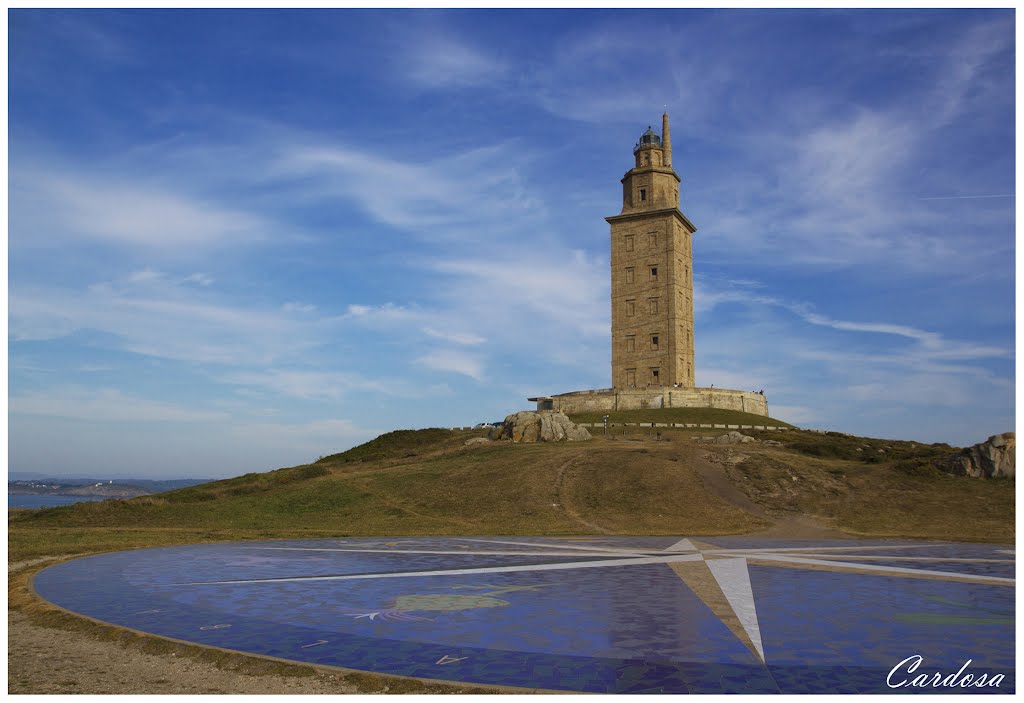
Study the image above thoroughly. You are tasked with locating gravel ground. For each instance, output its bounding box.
[7,610,361,695]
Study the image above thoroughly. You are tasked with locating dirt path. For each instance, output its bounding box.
[691,448,769,519]
[553,452,614,534]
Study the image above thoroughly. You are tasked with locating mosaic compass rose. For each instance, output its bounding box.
[174,536,1014,665]
[34,535,1016,693]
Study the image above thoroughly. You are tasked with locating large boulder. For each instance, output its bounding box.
[941,433,1015,478]
[489,411,592,443]
[714,431,757,445]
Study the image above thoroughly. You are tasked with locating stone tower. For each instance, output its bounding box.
[606,113,697,389]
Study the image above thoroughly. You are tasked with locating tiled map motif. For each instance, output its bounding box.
[34,536,1015,694]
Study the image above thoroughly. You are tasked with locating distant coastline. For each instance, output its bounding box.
[9,494,112,509]
[8,477,212,509]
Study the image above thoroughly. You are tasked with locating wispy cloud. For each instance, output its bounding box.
[695,278,1011,363]
[925,17,1014,126]
[10,274,317,366]
[219,369,423,401]
[528,20,729,125]
[11,169,268,251]
[399,33,507,90]
[10,386,227,423]
[343,302,418,322]
[431,249,609,340]
[422,327,485,346]
[272,141,541,236]
[415,349,485,381]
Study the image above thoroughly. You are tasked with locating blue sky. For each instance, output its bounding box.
[9,9,1015,479]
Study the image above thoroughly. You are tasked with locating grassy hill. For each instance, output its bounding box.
[9,413,1014,561]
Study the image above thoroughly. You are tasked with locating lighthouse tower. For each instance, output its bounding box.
[606,113,697,389]
[527,114,769,418]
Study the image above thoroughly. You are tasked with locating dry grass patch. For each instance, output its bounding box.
[725,446,1014,542]
[566,444,767,535]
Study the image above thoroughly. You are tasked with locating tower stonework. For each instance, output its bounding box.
[527,114,769,418]
[607,113,697,389]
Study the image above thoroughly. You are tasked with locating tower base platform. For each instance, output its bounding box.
[528,387,768,417]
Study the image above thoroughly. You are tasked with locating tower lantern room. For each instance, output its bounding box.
[620,114,681,214]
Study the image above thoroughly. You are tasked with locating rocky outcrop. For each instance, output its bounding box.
[489,411,592,443]
[715,431,757,445]
[694,431,782,446]
[464,437,491,447]
[696,431,757,445]
[941,433,1015,479]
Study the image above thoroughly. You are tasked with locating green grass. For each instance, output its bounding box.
[568,407,795,427]
[315,428,478,464]
[10,424,1013,557]
[750,429,958,463]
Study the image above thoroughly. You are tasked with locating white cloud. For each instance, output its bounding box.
[926,18,1014,126]
[10,386,227,423]
[9,276,316,367]
[695,278,1010,364]
[415,349,485,381]
[126,268,164,284]
[12,169,267,251]
[185,272,215,286]
[689,274,1013,442]
[219,369,423,401]
[343,302,416,321]
[431,249,609,340]
[528,23,724,125]
[422,326,485,346]
[272,141,540,236]
[401,34,507,90]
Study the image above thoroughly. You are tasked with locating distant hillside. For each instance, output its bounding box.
[11,416,1012,562]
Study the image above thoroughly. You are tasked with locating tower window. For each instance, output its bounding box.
[639,188,647,202]
[625,235,634,252]
[649,233,657,248]
[648,298,659,315]
[626,369,636,387]
[651,368,660,383]
[626,335,635,352]
[651,334,659,351]
[625,267,635,283]
[626,300,636,317]
[650,266,658,280]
